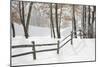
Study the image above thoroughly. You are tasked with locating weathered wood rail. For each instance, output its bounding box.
[11,48,57,57]
[12,43,57,48]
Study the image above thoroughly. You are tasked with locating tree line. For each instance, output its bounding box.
[11,1,96,39]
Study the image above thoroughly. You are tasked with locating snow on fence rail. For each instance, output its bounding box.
[11,31,73,59]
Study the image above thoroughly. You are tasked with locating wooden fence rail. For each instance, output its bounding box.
[12,43,57,48]
[12,48,57,57]
[59,39,72,49]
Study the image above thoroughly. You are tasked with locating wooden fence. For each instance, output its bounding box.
[11,31,73,60]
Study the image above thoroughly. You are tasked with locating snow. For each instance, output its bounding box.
[11,37,95,66]
[11,23,95,66]
[11,22,73,37]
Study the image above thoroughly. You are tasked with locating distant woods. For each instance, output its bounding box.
[11,1,96,38]
[82,5,96,38]
[72,5,96,38]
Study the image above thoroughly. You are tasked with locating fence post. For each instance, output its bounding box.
[71,31,73,45]
[32,41,36,60]
[57,40,59,54]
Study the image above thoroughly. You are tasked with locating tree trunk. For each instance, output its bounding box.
[82,5,86,38]
[91,6,96,38]
[82,6,85,38]
[88,5,91,38]
[26,2,33,32]
[50,4,55,38]
[55,4,61,38]
[72,5,77,38]
[11,23,15,37]
[84,6,87,38]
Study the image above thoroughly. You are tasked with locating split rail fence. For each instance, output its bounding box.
[11,31,74,59]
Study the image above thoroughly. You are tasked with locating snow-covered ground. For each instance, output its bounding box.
[11,36,95,66]
[11,23,95,66]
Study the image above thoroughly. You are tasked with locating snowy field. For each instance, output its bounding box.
[11,36,95,66]
[11,23,95,66]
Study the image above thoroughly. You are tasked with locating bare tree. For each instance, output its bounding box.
[11,23,15,37]
[82,5,86,38]
[88,5,91,38]
[26,2,33,32]
[50,3,55,38]
[72,5,77,38]
[19,1,28,38]
[55,3,61,38]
